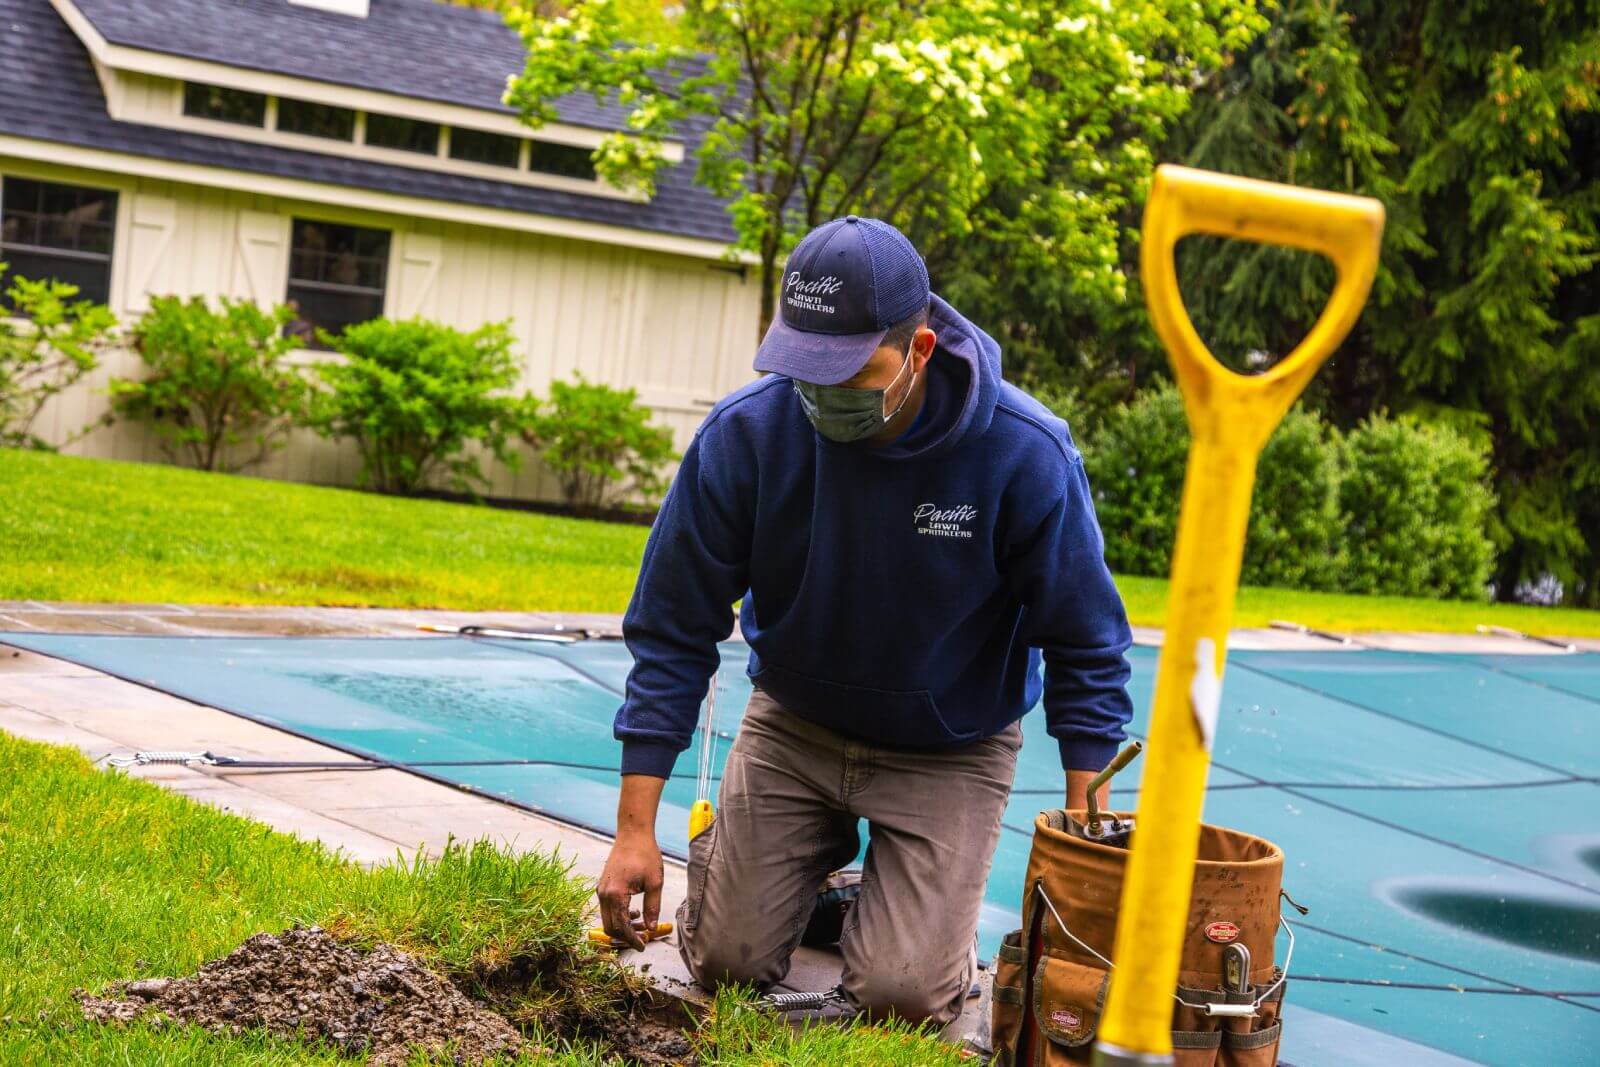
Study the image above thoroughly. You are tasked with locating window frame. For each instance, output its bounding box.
[364,112,441,155]
[166,80,628,199]
[284,217,392,350]
[276,97,357,142]
[0,175,120,308]
[182,81,268,127]
[447,126,522,169]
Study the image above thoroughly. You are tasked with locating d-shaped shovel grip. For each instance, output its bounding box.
[1095,168,1385,1066]
[1140,165,1385,445]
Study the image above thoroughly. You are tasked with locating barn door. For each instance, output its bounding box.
[233,210,288,305]
[120,192,176,314]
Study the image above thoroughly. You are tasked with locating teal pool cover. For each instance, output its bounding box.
[3,633,1596,1065]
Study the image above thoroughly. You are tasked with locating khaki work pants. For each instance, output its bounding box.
[676,686,1020,1025]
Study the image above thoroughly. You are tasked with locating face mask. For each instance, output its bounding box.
[794,342,916,443]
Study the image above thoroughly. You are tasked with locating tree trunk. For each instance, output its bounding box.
[758,245,779,340]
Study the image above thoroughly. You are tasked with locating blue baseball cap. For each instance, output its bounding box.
[753,214,931,386]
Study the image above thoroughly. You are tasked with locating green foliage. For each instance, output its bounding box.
[1083,383,1190,579]
[1020,375,1100,444]
[110,296,306,472]
[503,0,1265,336]
[307,318,532,495]
[1156,0,1600,604]
[524,373,677,515]
[0,267,117,449]
[1083,387,1493,598]
[1246,408,1340,590]
[1339,415,1496,601]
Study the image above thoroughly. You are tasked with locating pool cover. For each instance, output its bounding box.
[3,632,1596,1065]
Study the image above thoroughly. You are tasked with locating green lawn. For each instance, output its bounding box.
[0,732,964,1065]
[4,447,1598,637]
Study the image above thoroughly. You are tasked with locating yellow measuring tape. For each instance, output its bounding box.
[1093,165,1384,1064]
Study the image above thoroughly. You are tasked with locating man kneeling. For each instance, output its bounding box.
[595,215,1135,1026]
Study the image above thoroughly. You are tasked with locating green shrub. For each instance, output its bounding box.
[1082,383,1190,577]
[524,372,677,514]
[0,268,117,449]
[1245,408,1340,590]
[1085,386,1346,592]
[110,296,306,472]
[1019,375,1099,443]
[307,318,532,495]
[1339,415,1496,599]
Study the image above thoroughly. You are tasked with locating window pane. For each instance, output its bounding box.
[278,98,355,141]
[286,218,390,348]
[528,141,598,181]
[285,285,385,350]
[366,113,439,154]
[448,127,520,168]
[1,250,113,307]
[183,81,267,126]
[0,178,118,306]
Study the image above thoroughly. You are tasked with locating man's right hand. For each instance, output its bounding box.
[597,773,669,950]
[597,830,664,950]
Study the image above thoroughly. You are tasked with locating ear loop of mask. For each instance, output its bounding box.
[881,336,918,422]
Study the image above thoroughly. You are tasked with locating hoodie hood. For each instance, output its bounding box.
[860,292,1003,461]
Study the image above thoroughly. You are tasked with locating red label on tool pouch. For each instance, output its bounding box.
[1051,1009,1082,1030]
[1205,921,1240,943]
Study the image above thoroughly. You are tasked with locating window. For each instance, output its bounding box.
[183,81,267,126]
[529,141,598,182]
[0,177,118,307]
[277,98,356,141]
[285,219,390,349]
[366,113,440,155]
[449,127,520,168]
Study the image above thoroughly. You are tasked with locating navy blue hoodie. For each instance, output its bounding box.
[616,294,1134,778]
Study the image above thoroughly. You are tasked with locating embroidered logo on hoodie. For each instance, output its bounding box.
[914,503,978,539]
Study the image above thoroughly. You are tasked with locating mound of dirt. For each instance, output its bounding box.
[76,925,528,1066]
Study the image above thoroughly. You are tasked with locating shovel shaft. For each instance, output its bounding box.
[1094,166,1383,1061]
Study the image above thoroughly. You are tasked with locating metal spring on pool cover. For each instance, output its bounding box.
[107,750,221,767]
[762,986,850,1012]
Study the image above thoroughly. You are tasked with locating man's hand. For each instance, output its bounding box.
[1066,768,1110,812]
[597,774,668,950]
[597,830,663,950]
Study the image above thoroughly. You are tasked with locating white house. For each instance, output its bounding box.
[1,0,760,500]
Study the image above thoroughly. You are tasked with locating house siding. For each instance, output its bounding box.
[6,155,760,503]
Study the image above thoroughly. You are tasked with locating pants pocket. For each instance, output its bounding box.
[990,930,1028,1062]
[679,819,720,933]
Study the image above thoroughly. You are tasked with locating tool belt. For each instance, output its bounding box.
[992,810,1289,1066]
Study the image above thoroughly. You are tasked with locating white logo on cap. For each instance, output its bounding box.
[784,272,845,316]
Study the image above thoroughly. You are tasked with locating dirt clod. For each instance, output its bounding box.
[77,926,527,1066]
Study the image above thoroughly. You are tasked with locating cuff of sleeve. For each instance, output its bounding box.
[1058,736,1120,773]
[620,740,680,779]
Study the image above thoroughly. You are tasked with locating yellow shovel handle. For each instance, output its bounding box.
[1094,166,1383,1065]
[1140,165,1385,447]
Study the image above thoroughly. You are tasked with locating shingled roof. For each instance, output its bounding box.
[67,0,634,132]
[0,0,738,246]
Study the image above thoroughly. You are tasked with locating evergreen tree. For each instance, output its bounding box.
[1160,0,1600,605]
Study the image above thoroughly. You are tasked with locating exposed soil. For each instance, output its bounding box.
[601,1002,697,1066]
[77,926,529,1066]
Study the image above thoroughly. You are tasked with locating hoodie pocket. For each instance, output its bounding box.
[749,661,977,747]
